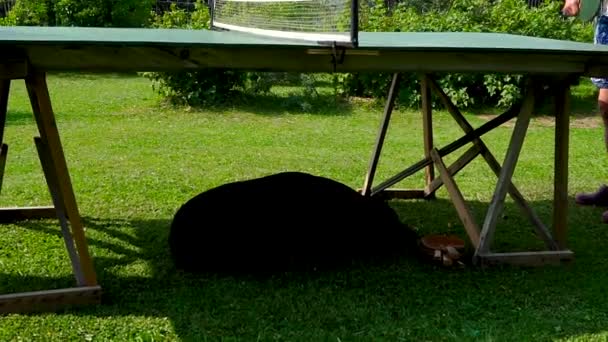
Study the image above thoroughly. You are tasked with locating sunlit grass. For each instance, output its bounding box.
[0,73,607,341]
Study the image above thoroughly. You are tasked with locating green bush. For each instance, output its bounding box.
[54,0,154,27]
[339,0,594,108]
[3,0,153,27]
[145,1,328,106]
[4,0,55,26]
[148,1,209,29]
[147,0,595,109]
[146,69,247,106]
[144,1,250,106]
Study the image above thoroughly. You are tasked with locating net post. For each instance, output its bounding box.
[350,0,359,47]
[208,0,215,29]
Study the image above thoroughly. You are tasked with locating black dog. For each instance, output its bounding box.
[169,172,419,274]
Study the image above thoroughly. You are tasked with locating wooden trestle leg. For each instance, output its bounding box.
[362,73,429,200]
[362,73,401,197]
[24,72,97,286]
[421,75,435,199]
[362,73,573,266]
[0,80,9,195]
[0,72,101,314]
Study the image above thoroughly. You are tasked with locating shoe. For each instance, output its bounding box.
[575,184,608,207]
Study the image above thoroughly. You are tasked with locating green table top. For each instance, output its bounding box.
[1,26,608,75]
[0,26,605,53]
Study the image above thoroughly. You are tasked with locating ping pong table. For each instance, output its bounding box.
[2,25,608,313]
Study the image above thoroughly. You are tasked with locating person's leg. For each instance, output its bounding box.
[599,89,608,222]
[574,87,608,208]
[575,16,608,219]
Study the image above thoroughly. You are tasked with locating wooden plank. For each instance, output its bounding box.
[370,107,518,195]
[0,81,8,195]
[18,45,591,75]
[430,148,480,248]
[420,74,435,197]
[436,106,519,159]
[583,63,608,78]
[25,72,98,287]
[427,75,472,130]
[0,59,28,80]
[0,144,7,195]
[481,147,559,250]
[371,189,426,200]
[35,136,85,286]
[427,76,558,250]
[362,73,400,196]
[553,81,571,249]
[0,286,102,314]
[371,158,431,196]
[0,79,9,144]
[427,144,481,195]
[477,81,536,255]
[477,250,574,267]
[0,206,56,222]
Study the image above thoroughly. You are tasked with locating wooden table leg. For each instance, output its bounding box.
[553,81,570,249]
[362,73,400,196]
[426,76,558,250]
[431,148,481,247]
[420,75,435,198]
[476,80,536,255]
[24,72,97,287]
[370,108,517,195]
[0,80,10,194]
[0,79,9,143]
[426,144,481,195]
[34,136,85,286]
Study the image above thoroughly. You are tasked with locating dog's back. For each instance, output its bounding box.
[169,172,418,273]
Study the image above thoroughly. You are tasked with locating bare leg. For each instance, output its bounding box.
[575,89,608,211]
[599,88,608,151]
[578,16,608,221]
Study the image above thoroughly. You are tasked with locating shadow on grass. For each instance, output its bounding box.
[4,109,36,126]
[524,79,599,118]
[172,90,356,117]
[569,93,599,117]
[47,72,141,80]
[533,91,599,119]
[2,196,608,340]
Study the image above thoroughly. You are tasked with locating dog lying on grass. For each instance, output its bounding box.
[169,171,419,274]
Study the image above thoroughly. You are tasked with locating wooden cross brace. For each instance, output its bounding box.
[363,73,574,266]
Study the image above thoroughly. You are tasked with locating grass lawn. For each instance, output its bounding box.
[1,73,608,341]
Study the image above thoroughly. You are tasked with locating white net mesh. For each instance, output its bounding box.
[212,0,355,44]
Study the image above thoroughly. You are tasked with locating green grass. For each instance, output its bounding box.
[1,73,608,341]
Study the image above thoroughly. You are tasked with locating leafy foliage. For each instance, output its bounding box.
[54,0,155,27]
[339,0,594,108]
[2,73,608,341]
[145,1,322,106]
[4,0,590,109]
[144,1,252,106]
[3,0,154,27]
[3,0,55,26]
[145,69,247,106]
[148,0,209,29]
[150,0,595,109]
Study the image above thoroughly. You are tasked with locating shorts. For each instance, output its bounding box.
[592,16,608,89]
